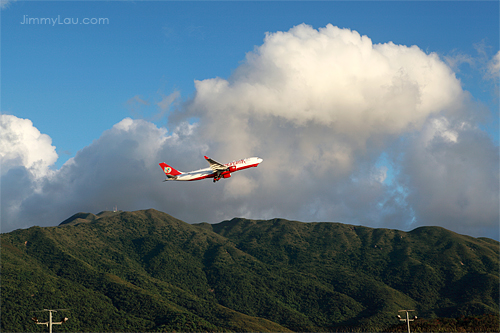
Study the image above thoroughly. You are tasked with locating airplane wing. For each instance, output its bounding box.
[204,156,229,172]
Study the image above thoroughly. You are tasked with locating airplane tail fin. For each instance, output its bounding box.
[159,163,182,179]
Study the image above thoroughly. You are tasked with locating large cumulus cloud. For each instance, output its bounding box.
[182,24,465,186]
[1,24,498,238]
[1,117,208,231]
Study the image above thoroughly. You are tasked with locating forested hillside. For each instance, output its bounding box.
[1,209,498,332]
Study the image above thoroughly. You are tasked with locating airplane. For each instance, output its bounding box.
[159,156,263,183]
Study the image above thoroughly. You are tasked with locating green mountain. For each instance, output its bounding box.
[1,209,498,332]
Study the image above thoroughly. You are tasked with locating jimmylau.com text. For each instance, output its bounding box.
[20,15,109,26]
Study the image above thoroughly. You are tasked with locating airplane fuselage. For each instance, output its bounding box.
[159,157,263,182]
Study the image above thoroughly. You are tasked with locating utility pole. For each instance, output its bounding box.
[397,309,416,333]
[31,309,69,333]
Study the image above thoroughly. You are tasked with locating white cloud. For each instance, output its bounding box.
[223,175,257,199]
[2,24,498,239]
[185,24,463,175]
[0,114,58,178]
[444,52,475,72]
[178,24,484,227]
[194,24,462,131]
[1,114,59,231]
[1,117,197,231]
[487,50,500,80]
[419,117,458,144]
[157,91,181,111]
[397,117,499,236]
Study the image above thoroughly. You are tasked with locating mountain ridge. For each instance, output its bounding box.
[1,208,498,332]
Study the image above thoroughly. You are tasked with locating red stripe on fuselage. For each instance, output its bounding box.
[185,162,260,181]
[199,163,260,181]
[186,174,211,181]
[234,163,260,171]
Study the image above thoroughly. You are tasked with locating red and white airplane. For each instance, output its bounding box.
[159,156,263,183]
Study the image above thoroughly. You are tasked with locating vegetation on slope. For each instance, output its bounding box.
[1,209,498,332]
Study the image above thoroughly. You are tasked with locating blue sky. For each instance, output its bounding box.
[4,1,498,167]
[1,1,499,239]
